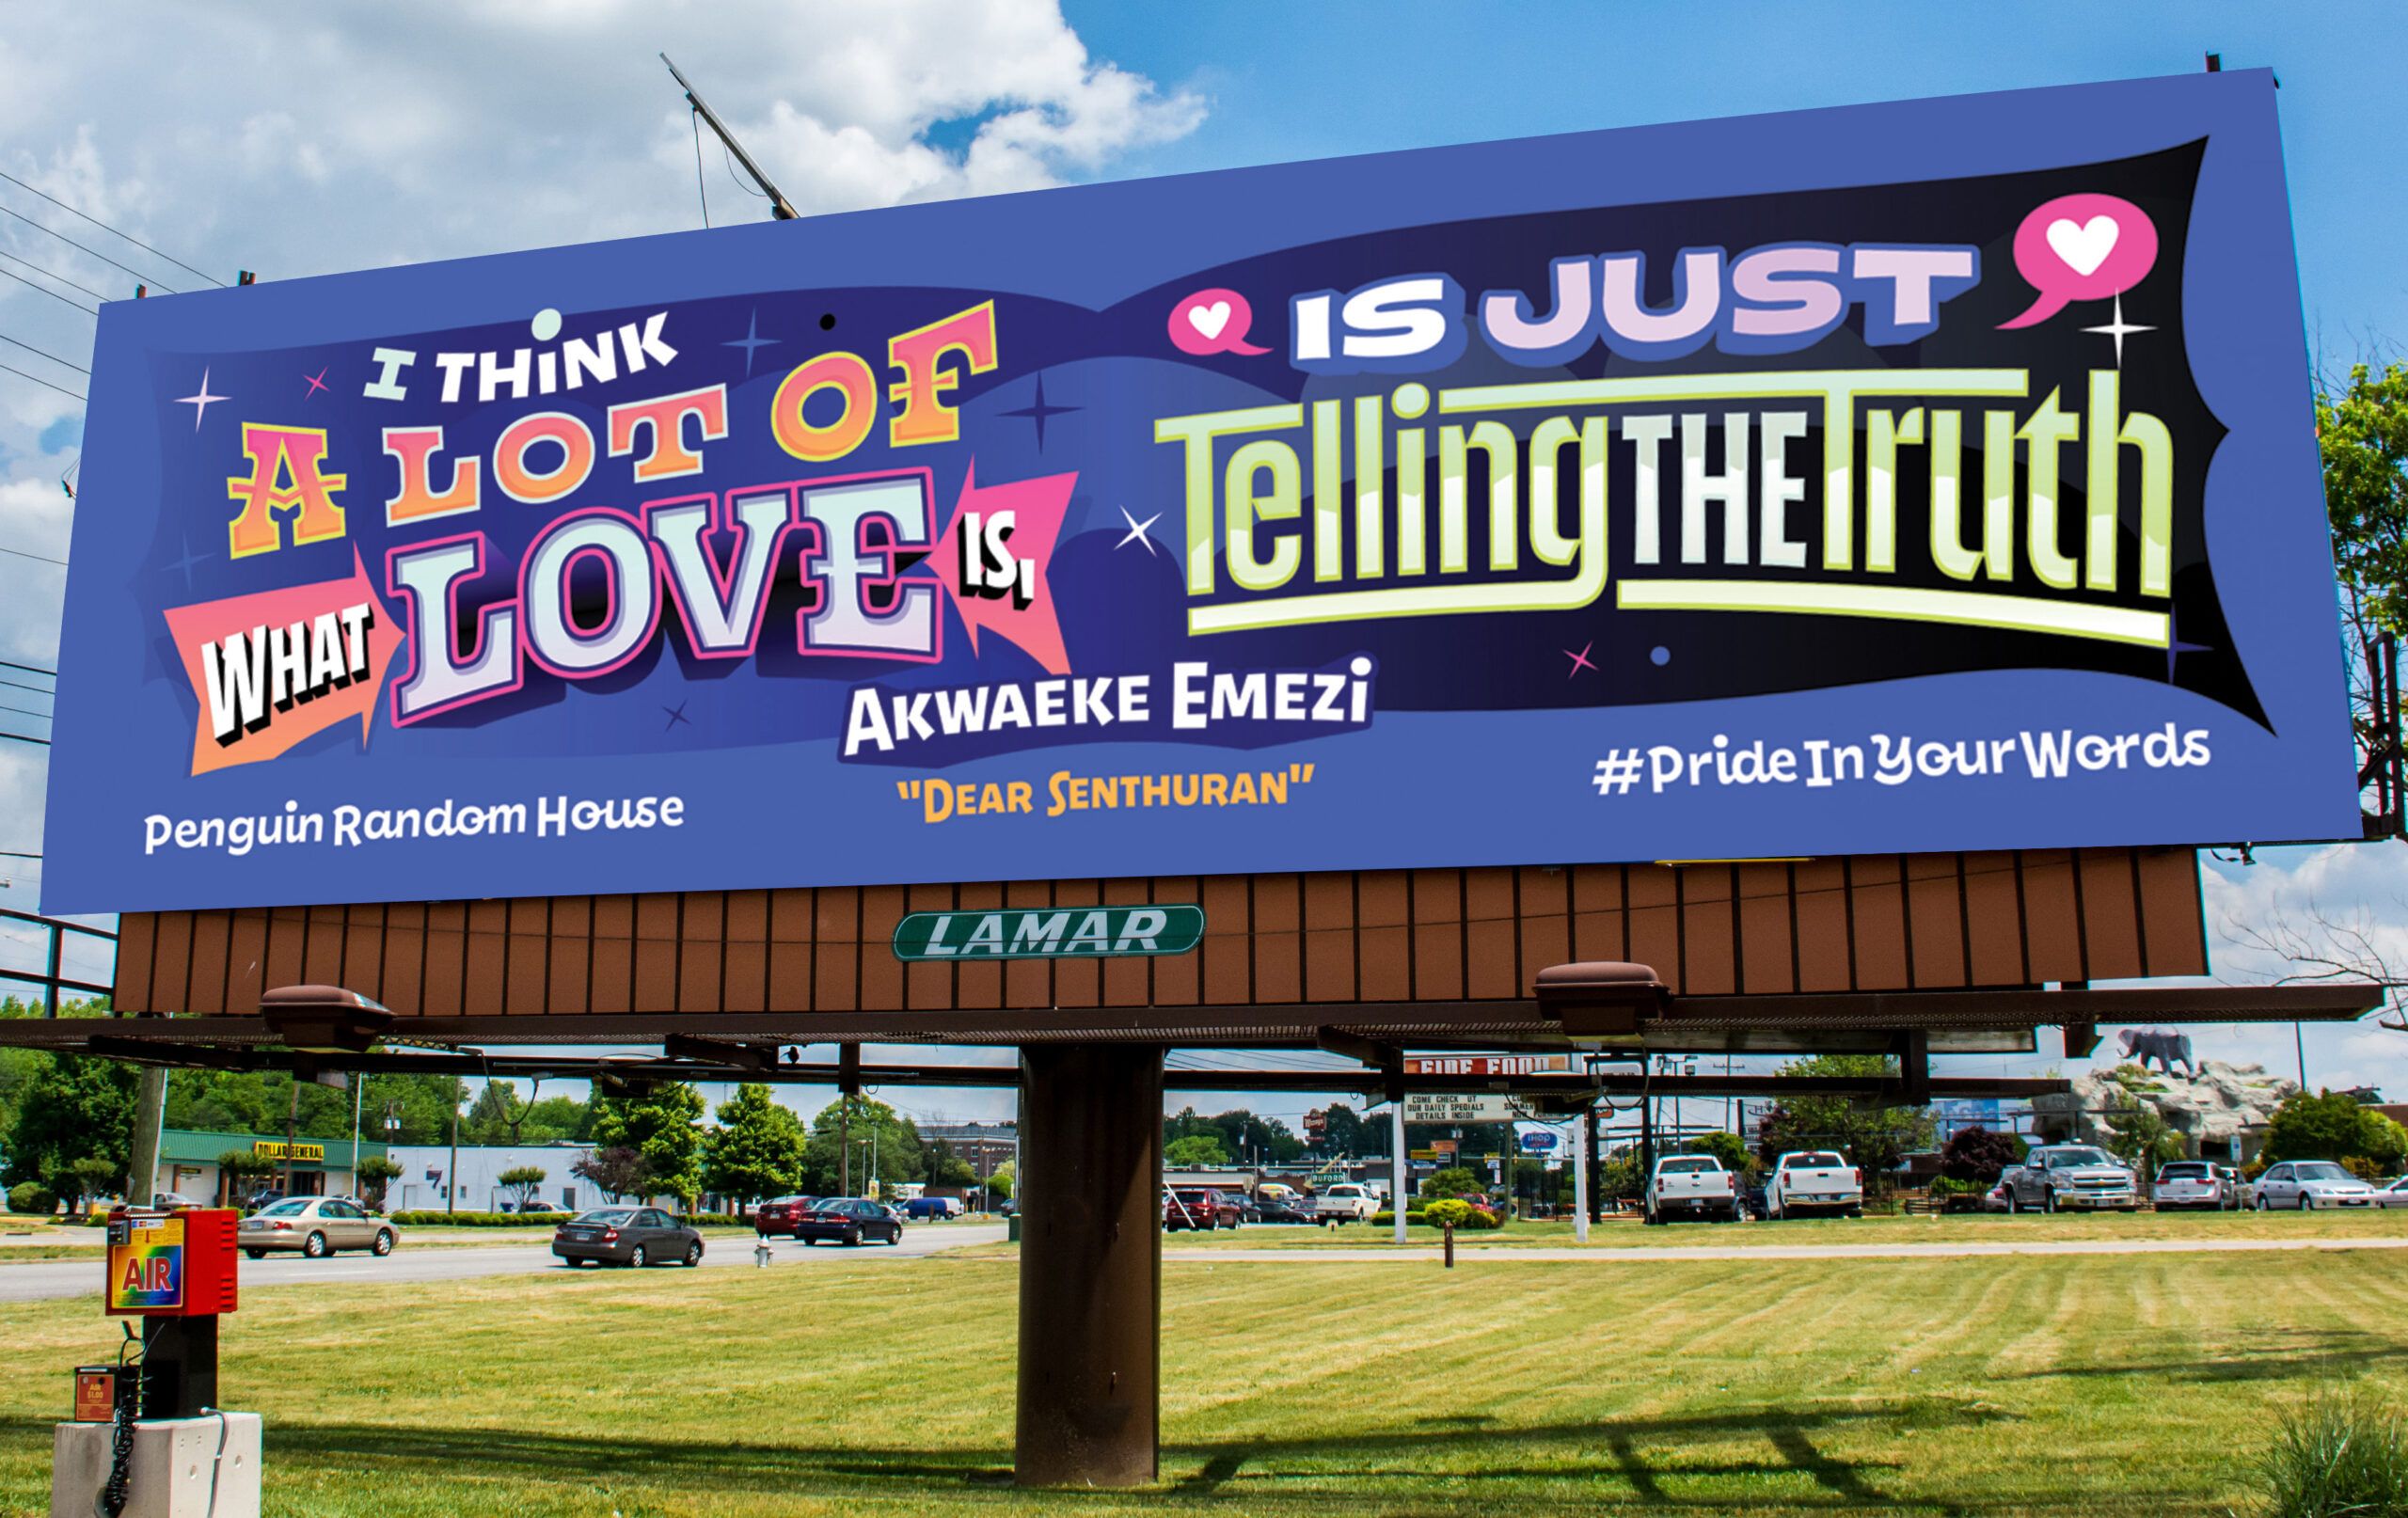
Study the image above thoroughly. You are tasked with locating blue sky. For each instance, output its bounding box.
[1,0,2404,1138]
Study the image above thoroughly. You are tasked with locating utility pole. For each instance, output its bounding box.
[840,1096,852,1197]
[128,1066,168,1209]
[447,1090,460,1215]
[659,54,798,219]
[284,1078,300,1198]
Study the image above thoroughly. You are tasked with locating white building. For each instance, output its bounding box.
[385,1142,595,1213]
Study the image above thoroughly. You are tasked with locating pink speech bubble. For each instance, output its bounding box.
[1998,193,2158,330]
[1167,287,1271,356]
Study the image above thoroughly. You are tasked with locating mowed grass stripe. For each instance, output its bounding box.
[0,1251,2400,1514]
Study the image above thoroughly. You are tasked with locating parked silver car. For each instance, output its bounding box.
[2001,1145,2139,1212]
[2250,1161,2377,1210]
[2150,1161,2239,1210]
[2375,1177,2408,1210]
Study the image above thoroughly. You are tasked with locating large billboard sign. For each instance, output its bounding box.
[46,71,2354,913]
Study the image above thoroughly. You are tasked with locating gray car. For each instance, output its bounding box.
[551,1206,705,1267]
[2250,1161,2377,1211]
[2001,1145,2139,1212]
[239,1196,399,1257]
[2376,1177,2408,1210]
[2151,1161,2238,1210]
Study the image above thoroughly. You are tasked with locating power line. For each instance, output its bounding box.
[0,329,87,373]
[0,544,68,567]
[0,168,222,287]
[0,849,40,860]
[0,246,109,303]
[0,361,84,402]
[0,657,57,677]
[0,679,52,696]
[0,702,50,721]
[0,264,96,316]
[0,203,174,293]
[0,730,51,747]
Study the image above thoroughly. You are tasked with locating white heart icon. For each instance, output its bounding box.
[2046,215,2119,277]
[1187,301,1231,340]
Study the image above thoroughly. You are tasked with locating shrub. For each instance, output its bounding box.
[1940,1127,2028,1187]
[2252,1389,2408,1518]
[1367,1210,1428,1228]
[1460,1205,1505,1229]
[1418,1167,1481,1201]
[1422,1198,1473,1228]
[8,1181,55,1216]
[2343,1156,2394,1184]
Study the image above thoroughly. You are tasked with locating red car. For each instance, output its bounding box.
[752,1196,821,1237]
[1163,1187,1241,1231]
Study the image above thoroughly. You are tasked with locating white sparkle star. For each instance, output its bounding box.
[175,367,228,432]
[2081,293,2155,367]
[1115,506,1161,556]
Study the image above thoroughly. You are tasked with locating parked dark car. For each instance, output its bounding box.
[797,1197,903,1245]
[1217,1190,1262,1224]
[1256,1200,1316,1225]
[551,1206,705,1268]
[752,1195,821,1237]
[244,1190,289,1214]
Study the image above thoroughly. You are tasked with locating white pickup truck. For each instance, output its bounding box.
[1765,1150,1863,1219]
[1312,1183,1380,1224]
[1645,1155,1738,1225]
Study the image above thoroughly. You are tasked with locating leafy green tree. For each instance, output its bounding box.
[2319,360,2408,828]
[1686,1131,1758,1178]
[68,1154,122,1214]
[2263,1089,2408,1167]
[923,1139,977,1189]
[165,1069,465,1145]
[1418,1164,1481,1200]
[1752,1055,1935,1187]
[215,1148,280,1205]
[1597,1154,1642,1202]
[1164,1133,1230,1168]
[799,1096,925,1197]
[592,1083,706,1209]
[355,1155,403,1211]
[699,1084,806,1206]
[1311,1102,1386,1156]
[496,1164,547,1211]
[3,1053,135,1195]
[986,1161,1013,1204]
[1164,1106,1303,1164]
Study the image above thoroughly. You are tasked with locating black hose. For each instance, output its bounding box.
[97,1325,142,1518]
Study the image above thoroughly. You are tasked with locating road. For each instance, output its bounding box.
[1164,1235,2408,1264]
[0,1224,1006,1304]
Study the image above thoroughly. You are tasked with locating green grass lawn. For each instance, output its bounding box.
[1150,1206,2408,1251]
[1,1240,2400,1514]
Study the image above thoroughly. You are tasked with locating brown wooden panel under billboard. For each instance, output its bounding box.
[113,846,2205,1021]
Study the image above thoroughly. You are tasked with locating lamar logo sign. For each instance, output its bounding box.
[892,905,1204,961]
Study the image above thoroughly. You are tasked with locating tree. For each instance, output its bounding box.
[1164,1106,1303,1164]
[571,1146,653,1203]
[1312,1102,1385,1157]
[923,1139,977,1190]
[1939,1126,2027,1187]
[497,1164,547,1212]
[1419,1165,1480,1200]
[67,1154,122,1214]
[1686,1131,1757,1178]
[699,1084,806,1207]
[1752,1055,1935,1188]
[592,1083,705,1208]
[2098,1099,2185,1181]
[800,1096,925,1197]
[986,1161,1014,1204]
[2262,1089,2408,1167]
[355,1155,403,1211]
[215,1148,281,1206]
[1164,1133,1230,1168]
[3,1053,135,1197]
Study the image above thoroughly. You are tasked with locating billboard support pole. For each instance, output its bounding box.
[1390,1100,1408,1243]
[1015,1042,1162,1488]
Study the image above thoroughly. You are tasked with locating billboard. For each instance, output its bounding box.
[46,71,2353,913]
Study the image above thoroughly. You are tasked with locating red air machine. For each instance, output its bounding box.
[98,1208,241,1418]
